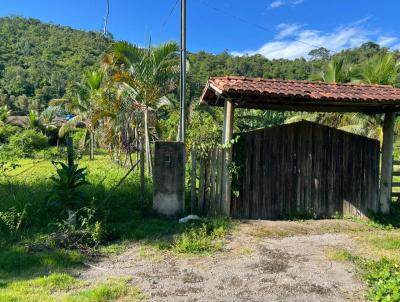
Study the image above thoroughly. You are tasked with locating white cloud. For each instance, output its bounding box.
[270,0,285,8]
[377,36,398,47]
[276,23,302,39]
[269,0,304,9]
[231,20,400,60]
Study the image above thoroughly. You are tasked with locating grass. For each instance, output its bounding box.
[0,246,83,278]
[171,217,231,255]
[0,274,143,302]
[0,152,234,301]
[326,247,400,302]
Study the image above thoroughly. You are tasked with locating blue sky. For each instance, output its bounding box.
[1,0,400,59]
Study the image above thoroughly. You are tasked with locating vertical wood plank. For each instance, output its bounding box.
[198,157,205,215]
[190,146,197,214]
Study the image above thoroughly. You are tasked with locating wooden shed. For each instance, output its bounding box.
[200,76,400,218]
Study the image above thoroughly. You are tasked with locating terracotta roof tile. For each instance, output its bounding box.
[200,76,400,113]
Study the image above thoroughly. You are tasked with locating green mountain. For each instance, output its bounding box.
[0,16,389,115]
[0,16,110,113]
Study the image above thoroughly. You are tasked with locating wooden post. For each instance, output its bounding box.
[379,112,396,213]
[190,146,197,214]
[221,99,234,216]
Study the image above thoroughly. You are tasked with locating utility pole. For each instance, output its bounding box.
[179,0,186,143]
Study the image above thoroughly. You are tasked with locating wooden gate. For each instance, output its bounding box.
[231,121,380,219]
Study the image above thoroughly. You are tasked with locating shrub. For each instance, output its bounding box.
[0,206,26,235]
[8,129,48,156]
[0,124,21,143]
[47,162,89,219]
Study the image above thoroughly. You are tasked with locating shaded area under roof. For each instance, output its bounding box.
[200,76,400,113]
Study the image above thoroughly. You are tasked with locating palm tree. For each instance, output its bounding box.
[289,58,353,129]
[352,53,400,85]
[51,70,104,160]
[310,57,351,83]
[348,53,400,142]
[107,41,179,174]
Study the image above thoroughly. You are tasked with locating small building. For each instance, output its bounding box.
[199,76,400,218]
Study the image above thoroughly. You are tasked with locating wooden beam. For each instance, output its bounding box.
[221,99,234,216]
[379,112,396,213]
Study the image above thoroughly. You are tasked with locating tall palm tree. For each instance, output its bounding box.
[107,41,179,174]
[310,57,351,83]
[51,70,104,160]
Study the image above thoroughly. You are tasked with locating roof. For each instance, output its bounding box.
[6,116,30,128]
[200,76,400,113]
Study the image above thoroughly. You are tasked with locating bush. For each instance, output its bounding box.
[0,124,21,143]
[8,129,48,156]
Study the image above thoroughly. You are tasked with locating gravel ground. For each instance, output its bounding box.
[81,221,366,301]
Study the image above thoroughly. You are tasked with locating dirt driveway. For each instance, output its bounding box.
[82,220,366,301]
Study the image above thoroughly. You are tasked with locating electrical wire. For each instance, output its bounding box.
[157,0,180,37]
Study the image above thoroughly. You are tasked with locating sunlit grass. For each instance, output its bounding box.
[0,274,143,302]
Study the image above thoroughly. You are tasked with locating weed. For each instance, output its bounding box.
[328,248,400,302]
[172,217,232,255]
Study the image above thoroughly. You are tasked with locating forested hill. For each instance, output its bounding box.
[0,16,390,114]
[0,16,110,113]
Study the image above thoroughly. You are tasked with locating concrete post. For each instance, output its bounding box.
[379,112,396,213]
[153,141,185,216]
[221,99,234,216]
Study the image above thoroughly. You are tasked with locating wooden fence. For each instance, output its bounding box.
[231,121,380,219]
[190,147,224,216]
[392,158,400,199]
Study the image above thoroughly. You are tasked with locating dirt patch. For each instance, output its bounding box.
[81,220,366,301]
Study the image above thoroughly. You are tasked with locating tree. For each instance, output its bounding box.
[108,41,179,174]
[308,47,330,61]
[310,57,351,83]
[352,53,400,85]
[51,70,104,160]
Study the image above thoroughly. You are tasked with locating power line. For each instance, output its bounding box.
[157,0,180,37]
[200,1,335,54]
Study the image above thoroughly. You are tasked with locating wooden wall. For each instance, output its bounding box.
[231,120,380,219]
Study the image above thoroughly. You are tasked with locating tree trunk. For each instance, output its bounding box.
[89,131,95,160]
[66,135,74,169]
[144,108,152,175]
[140,136,145,208]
